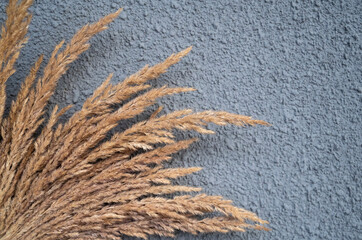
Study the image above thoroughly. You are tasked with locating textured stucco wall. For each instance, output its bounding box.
[1,0,361,239]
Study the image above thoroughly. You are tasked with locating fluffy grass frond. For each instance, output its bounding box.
[0,1,270,239]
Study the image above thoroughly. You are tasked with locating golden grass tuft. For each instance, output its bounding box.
[0,1,270,239]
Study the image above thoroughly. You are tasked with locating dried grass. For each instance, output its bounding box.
[0,1,270,239]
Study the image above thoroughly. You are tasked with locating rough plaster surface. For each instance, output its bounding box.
[1,0,361,239]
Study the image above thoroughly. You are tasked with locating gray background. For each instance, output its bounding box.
[1,0,361,239]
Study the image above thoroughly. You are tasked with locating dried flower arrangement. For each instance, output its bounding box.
[0,1,270,239]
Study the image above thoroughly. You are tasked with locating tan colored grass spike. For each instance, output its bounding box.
[0,0,33,126]
[0,1,270,239]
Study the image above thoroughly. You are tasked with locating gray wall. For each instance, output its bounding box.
[1,0,361,239]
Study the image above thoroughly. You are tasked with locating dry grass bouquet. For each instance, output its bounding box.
[0,1,270,239]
